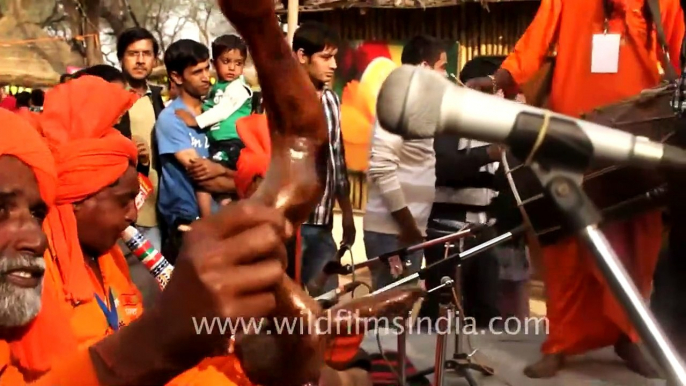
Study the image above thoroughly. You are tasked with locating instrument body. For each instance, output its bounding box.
[495,83,679,244]
[216,1,427,385]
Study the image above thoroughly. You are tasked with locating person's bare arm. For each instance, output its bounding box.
[332,106,356,246]
[197,173,236,194]
[196,190,214,218]
[466,0,562,95]
[174,149,201,169]
[191,161,236,194]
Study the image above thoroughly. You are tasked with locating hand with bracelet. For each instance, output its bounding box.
[465,68,515,96]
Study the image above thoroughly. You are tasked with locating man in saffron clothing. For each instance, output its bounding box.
[0,106,291,385]
[5,72,366,386]
[467,0,684,379]
[1,75,291,384]
[17,74,253,384]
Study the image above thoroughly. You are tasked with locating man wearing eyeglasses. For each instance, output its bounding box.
[114,27,166,310]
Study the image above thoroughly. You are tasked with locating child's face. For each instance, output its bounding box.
[215,49,245,82]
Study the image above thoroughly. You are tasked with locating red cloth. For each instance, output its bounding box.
[10,76,138,377]
[235,114,271,198]
[0,95,17,111]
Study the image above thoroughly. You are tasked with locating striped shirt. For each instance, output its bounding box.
[304,89,350,227]
[434,138,499,224]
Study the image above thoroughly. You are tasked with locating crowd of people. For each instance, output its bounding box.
[0,0,685,384]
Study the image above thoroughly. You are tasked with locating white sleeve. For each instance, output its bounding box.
[195,82,252,129]
[366,121,407,212]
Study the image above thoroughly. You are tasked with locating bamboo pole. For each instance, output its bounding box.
[287,0,299,46]
[457,4,468,73]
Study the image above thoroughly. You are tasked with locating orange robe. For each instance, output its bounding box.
[42,224,144,348]
[0,342,102,386]
[500,0,684,355]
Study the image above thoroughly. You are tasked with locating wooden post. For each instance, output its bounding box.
[286,0,299,46]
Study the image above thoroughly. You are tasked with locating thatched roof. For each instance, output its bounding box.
[0,18,83,88]
[273,0,536,12]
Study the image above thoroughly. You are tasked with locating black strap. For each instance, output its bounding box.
[149,86,166,118]
[646,0,678,80]
[602,0,677,81]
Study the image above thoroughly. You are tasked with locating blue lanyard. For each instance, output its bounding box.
[94,289,119,331]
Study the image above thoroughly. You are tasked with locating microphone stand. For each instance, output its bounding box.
[371,227,525,295]
[370,226,525,385]
[526,162,686,386]
[327,226,485,277]
[421,274,491,386]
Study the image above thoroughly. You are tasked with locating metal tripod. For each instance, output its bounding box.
[409,233,494,386]
[432,274,494,386]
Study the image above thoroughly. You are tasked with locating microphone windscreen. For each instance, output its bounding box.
[376,65,451,139]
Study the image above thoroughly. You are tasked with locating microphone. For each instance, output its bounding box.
[377,65,686,171]
[314,281,366,305]
[306,244,353,296]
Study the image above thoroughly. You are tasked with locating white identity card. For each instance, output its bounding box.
[591,33,621,73]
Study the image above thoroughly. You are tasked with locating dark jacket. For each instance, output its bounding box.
[115,85,170,244]
[430,133,497,223]
[115,85,166,177]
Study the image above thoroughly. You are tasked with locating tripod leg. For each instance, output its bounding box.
[466,362,494,376]
[433,302,451,386]
[461,368,479,386]
[397,322,407,386]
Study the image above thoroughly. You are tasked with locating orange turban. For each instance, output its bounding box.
[235,114,271,198]
[11,76,139,376]
[0,109,56,204]
[40,75,138,301]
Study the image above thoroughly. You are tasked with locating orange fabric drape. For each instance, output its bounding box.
[235,114,271,198]
[234,114,302,282]
[11,76,140,377]
[0,342,28,385]
[500,0,683,354]
[14,109,41,135]
[31,347,102,386]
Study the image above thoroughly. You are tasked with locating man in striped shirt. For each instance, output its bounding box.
[293,22,356,290]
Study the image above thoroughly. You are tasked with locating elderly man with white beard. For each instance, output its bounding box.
[0,109,291,384]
